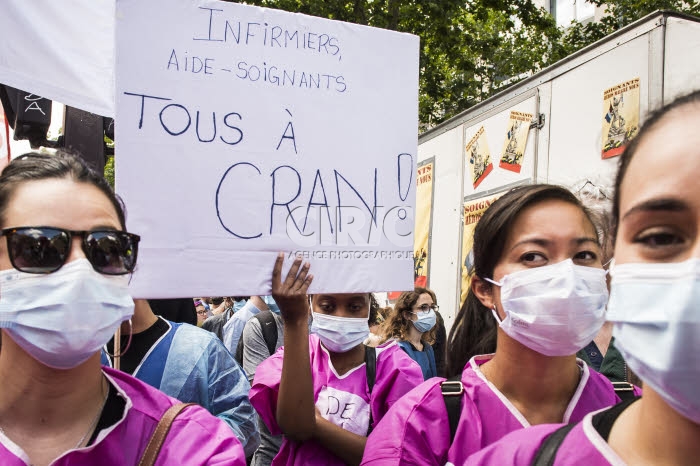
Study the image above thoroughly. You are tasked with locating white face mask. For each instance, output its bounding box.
[485,259,608,356]
[310,311,369,353]
[0,259,135,369]
[607,258,700,424]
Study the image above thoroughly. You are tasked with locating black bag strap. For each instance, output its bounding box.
[611,381,637,402]
[531,423,576,466]
[256,311,278,356]
[592,397,639,441]
[440,375,463,443]
[234,311,279,364]
[365,345,377,435]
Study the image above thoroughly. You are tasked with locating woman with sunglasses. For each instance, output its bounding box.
[0,151,244,465]
[362,184,632,466]
[383,288,439,380]
[466,90,700,466]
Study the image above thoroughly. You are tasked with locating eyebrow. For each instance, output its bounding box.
[510,237,599,252]
[622,198,690,220]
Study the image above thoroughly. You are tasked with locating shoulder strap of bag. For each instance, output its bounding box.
[139,403,196,466]
[256,311,279,356]
[612,381,637,402]
[365,345,377,435]
[531,423,576,466]
[440,374,463,443]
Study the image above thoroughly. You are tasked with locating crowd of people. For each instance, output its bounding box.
[0,91,697,465]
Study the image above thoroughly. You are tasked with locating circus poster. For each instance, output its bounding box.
[602,78,640,159]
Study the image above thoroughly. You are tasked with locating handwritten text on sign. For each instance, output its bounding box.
[115,0,419,297]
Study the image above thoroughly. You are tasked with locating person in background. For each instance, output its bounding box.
[466,89,700,466]
[202,296,238,341]
[148,297,198,326]
[383,288,439,380]
[365,305,389,347]
[104,298,260,457]
[574,181,640,388]
[432,305,448,377]
[195,299,208,327]
[223,295,279,354]
[241,299,285,466]
[362,184,632,466]
[0,151,244,465]
[250,254,424,465]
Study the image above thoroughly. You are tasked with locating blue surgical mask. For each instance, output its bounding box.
[412,309,436,333]
[310,311,369,353]
[262,295,280,314]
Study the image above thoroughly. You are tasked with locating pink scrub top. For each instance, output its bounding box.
[0,367,245,466]
[361,354,622,466]
[464,408,627,466]
[249,335,424,466]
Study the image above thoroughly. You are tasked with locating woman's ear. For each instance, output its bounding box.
[471,276,495,310]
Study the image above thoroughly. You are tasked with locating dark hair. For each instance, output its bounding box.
[0,150,126,229]
[446,184,597,377]
[612,90,700,239]
[384,287,437,345]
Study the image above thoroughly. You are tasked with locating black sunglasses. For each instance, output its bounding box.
[0,226,140,275]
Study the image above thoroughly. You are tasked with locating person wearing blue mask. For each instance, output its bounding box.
[249,254,424,465]
[383,288,439,380]
[223,295,279,355]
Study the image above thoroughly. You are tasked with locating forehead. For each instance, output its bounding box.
[313,293,369,303]
[416,293,433,304]
[3,178,121,230]
[504,199,596,246]
[619,108,700,214]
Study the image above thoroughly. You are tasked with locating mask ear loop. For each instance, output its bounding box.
[106,319,133,371]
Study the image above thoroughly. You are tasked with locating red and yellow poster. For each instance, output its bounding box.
[602,78,640,159]
[499,111,532,173]
[460,192,505,306]
[466,126,493,189]
[388,160,435,301]
[413,161,434,289]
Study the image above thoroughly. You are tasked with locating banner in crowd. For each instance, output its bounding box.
[465,126,493,189]
[499,111,532,173]
[602,77,640,159]
[115,0,419,297]
[459,191,505,306]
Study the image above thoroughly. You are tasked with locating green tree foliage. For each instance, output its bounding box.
[242,0,562,129]
[225,1,700,128]
[560,1,700,56]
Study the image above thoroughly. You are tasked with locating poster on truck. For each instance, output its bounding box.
[602,78,640,159]
[413,159,434,288]
[459,191,505,306]
[499,110,533,173]
[466,126,493,189]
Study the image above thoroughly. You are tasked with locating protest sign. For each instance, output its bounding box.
[115,0,419,297]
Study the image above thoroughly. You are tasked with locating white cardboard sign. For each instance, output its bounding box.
[115,0,419,297]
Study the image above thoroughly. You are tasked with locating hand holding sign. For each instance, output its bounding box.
[272,252,313,325]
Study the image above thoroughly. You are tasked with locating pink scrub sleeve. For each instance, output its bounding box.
[249,346,285,436]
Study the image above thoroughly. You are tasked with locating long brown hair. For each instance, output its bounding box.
[384,287,437,345]
[445,184,598,377]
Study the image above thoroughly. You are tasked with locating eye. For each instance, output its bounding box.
[520,252,546,265]
[318,302,335,312]
[574,250,598,261]
[634,231,684,248]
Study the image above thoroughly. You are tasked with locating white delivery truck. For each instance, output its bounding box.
[416,11,700,334]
